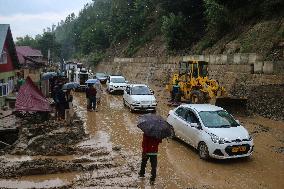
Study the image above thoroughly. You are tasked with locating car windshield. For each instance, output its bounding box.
[96,73,106,77]
[110,77,125,83]
[131,86,152,95]
[198,110,239,128]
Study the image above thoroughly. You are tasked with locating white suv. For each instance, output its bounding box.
[123,84,157,112]
[167,104,254,160]
[106,75,127,93]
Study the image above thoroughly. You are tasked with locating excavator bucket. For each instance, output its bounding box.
[215,97,248,116]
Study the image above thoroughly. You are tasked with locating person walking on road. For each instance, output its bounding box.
[87,84,97,111]
[94,80,103,106]
[55,84,67,119]
[139,133,162,185]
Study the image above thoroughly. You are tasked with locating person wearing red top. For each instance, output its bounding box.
[86,85,97,111]
[139,133,162,184]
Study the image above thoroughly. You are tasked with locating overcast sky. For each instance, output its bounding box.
[0,0,91,39]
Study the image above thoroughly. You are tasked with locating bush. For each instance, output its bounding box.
[204,0,231,37]
[161,13,194,50]
[87,51,105,66]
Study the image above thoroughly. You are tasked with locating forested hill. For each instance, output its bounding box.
[16,0,284,65]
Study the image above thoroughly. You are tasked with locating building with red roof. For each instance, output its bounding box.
[0,24,19,107]
[16,46,47,84]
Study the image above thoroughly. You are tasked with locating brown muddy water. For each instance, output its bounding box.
[0,86,283,189]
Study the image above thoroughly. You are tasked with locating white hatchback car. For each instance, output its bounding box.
[106,75,127,93]
[167,104,254,160]
[123,84,157,112]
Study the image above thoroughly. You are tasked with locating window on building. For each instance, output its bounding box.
[0,49,8,64]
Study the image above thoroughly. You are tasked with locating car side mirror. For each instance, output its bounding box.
[125,80,129,83]
[151,91,155,94]
[191,123,202,130]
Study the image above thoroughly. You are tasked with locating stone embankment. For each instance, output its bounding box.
[96,53,284,120]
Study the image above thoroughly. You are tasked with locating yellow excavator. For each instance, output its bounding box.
[166,60,247,114]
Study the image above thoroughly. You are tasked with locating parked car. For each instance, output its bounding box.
[123,84,157,112]
[167,104,254,160]
[95,72,108,84]
[106,75,127,93]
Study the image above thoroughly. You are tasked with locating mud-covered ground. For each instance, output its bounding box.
[0,85,283,189]
[0,103,140,188]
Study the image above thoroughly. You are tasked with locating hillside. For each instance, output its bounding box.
[16,0,284,63]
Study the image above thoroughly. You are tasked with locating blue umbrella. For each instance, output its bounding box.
[85,79,100,84]
[42,72,57,80]
[137,114,174,139]
[62,82,80,90]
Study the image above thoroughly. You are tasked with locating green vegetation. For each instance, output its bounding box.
[16,0,284,63]
[16,32,61,62]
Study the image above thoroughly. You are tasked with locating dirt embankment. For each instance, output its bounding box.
[232,84,284,120]
[0,111,139,188]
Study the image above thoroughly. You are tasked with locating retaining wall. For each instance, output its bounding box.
[95,53,284,119]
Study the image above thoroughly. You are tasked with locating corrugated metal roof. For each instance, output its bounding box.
[0,24,9,53]
[15,76,51,112]
[16,46,43,57]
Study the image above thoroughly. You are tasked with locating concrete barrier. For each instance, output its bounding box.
[254,62,264,74]
[263,61,274,74]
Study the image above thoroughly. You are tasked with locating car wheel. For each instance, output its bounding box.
[170,126,176,139]
[129,105,134,113]
[198,142,210,160]
[123,99,127,107]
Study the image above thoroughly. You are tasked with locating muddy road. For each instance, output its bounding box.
[0,86,283,189]
[74,86,284,189]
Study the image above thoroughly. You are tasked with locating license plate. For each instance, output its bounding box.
[232,146,246,152]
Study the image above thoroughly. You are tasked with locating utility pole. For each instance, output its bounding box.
[47,49,51,65]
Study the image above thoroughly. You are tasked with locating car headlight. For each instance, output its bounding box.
[209,133,225,144]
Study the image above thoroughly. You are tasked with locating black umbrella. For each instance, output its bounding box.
[62,82,80,90]
[137,114,173,139]
[42,72,57,80]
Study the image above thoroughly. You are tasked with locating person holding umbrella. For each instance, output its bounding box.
[137,114,173,185]
[86,84,97,111]
[139,133,161,184]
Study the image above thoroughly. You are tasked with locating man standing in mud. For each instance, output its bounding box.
[87,84,97,111]
[139,133,162,185]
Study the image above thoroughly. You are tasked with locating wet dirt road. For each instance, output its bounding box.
[0,86,283,189]
[74,87,284,189]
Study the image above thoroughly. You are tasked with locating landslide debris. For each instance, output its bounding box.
[0,111,140,188]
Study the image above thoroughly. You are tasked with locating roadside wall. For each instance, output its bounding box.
[95,53,284,119]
